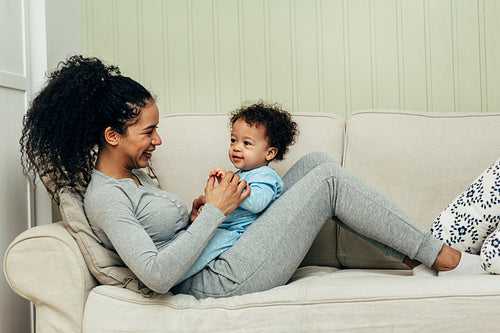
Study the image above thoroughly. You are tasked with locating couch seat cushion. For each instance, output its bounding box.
[83,266,500,332]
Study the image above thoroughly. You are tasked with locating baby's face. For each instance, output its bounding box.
[228,119,276,171]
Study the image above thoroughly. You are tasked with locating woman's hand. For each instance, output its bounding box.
[205,171,251,216]
[190,195,206,223]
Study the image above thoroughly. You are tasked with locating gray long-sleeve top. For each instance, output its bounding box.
[83,169,225,293]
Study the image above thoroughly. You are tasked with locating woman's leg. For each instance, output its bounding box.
[173,152,443,298]
[281,151,336,192]
[285,153,408,260]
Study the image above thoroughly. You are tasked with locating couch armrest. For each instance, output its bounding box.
[3,222,97,333]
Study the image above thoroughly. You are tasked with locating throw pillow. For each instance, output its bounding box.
[430,157,500,272]
[59,188,153,297]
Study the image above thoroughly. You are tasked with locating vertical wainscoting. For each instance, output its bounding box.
[82,0,497,117]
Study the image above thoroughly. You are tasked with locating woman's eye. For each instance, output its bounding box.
[145,126,158,136]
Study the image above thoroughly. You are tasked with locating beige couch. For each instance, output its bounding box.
[5,110,500,332]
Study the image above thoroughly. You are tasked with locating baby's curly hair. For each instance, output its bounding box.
[20,55,154,202]
[230,102,298,161]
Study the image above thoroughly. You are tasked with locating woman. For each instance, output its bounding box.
[20,55,482,299]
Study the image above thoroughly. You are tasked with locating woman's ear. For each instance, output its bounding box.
[266,147,278,161]
[103,126,120,146]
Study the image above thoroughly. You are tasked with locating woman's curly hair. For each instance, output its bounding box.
[230,102,298,161]
[20,55,154,202]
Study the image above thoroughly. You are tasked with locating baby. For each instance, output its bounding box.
[176,102,298,285]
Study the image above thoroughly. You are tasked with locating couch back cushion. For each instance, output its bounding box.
[340,110,500,269]
[151,112,345,267]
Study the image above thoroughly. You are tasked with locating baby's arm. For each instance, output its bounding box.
[238,184,276,213]
[238,169,283,214]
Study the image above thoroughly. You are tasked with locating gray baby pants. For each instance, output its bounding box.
[173,152,443,299]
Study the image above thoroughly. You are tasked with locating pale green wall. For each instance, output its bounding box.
[82,0,499,118]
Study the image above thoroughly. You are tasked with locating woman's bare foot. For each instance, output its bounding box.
[431,245,461,271]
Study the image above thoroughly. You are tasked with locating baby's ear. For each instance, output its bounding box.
[266,147,278,161]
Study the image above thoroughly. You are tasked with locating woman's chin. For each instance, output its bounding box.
[136,159,150,169]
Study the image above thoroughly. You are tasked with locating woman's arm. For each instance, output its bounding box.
[87,186,225,293]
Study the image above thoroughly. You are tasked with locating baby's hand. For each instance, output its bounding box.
[209,167,227,184]
[190,195,206,223]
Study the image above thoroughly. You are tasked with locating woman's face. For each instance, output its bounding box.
[116,101,162,170]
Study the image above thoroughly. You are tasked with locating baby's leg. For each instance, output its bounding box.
[430,157,500,254]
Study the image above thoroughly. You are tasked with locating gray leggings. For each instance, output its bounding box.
[173,152,443,299]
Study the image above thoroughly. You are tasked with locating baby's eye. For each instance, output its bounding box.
[244,141,251,146]
[230,138,236,143]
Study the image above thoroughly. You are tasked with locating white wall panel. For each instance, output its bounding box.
[454,1,482,113]
[485,0,500,113]
[321,0,347,118]
[164,0,192,113]
[82,0,498,116]
[142,0,167,106]
[241,0,268,103]
[0,0,24,75]
[216,0,244,112]
[0,87,31,333]
[0,0,32,332]
[400,0,428,111]
[371,0,400,109]
[427,1,454,112]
